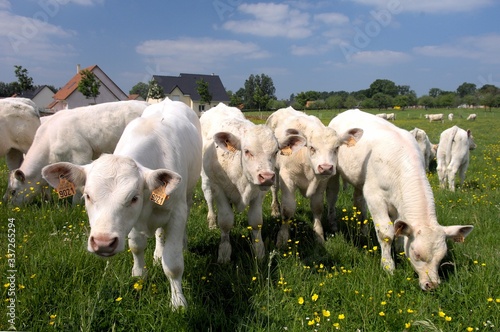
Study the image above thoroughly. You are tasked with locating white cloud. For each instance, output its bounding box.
[349,0,494,13]
[136,38,271,73]
[350,50,411,65]
[0,0,10,10]
[222,3,312,39]
[314,12,349,26]
[414,34,500,64]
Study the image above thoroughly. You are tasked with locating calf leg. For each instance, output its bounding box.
[248,194,265,261]
[216,194,235,263]
[276,181,296,248]
[162,208,188,309]
[270,171,281,218]
[326,174,340,233]
[154,227,165,265]
[128,230,148,277]
[310,190,325,243]
[201,172,217,229]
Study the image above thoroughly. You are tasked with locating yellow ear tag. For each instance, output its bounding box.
[280,145,292,156]
[452,235,465,243]
[56,177,76,199]
[346,136,357,147]
[150,183,169,205]
[225,140,236,153]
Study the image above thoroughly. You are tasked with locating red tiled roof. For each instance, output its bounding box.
[52,65,97,100]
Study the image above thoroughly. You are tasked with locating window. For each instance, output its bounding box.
[199,104,205,112]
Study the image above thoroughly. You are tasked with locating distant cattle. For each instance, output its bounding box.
[42,98,202,309]
[386,113,396,121]
[266,107,363,245]
[376,113,387,119]
[409,127,435,171]
[327,109,473,291]
[436,125,477,191]
[7,100,148,205]
[200,103,305,263]
[467,113,477,121]
[424,113,444,123]
[448,113,454,121]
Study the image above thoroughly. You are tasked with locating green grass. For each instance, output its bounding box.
[1,108,499,331]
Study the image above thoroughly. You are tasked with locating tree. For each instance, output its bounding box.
[130,82,149,100]
[0,82,17,97]
[14,65,34,93]
[369,79,398,98]
[372,93,393,109]
[77,69,101,104]
[196,79,212,106]
[240,74,276,109]
[147,79,165,100]
[456,82,476,98]
[418,95,434,108]
[229,88,244,107]
[294,91,320,108]
[428,88,443,98]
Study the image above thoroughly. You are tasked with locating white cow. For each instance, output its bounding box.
[467,113,477,121]
[376,113,387,119]
[409,127,435,171]
[448,113,454,121]
[7,100,148,205]
[0,98,40,171]
[436,126,476,191]
[386,113,396,121]
[424,113,444,123]
[200,103,306,263]
[326,109,473,291]
[42,98,202,309]
[266,107,363,246]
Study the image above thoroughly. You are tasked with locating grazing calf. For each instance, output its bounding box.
[1,98,41,201]
[386,113,396,121]
[467,113,477,121]
[200,103,305,263]
[327,109,473,291]
[42,98,202,309]
[436,126,476,191]
[7,100,148,205]
[376,113,387,119]
[448,113,454,121]
[409,127,435,171]
[424,113,444,123]
[266,107,362,246]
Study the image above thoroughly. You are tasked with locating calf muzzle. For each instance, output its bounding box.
[89,234,119,256]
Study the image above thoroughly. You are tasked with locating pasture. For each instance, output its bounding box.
[1,108,499,331]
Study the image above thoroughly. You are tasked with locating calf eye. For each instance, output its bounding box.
[131,196,139,204]
[84,193,92,202]
[309,146,316,154]
[244,149,253,158]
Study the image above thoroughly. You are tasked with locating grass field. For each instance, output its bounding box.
[1,108,499,331]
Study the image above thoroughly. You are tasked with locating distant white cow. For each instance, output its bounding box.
[424,113,444,123]
[376,113,387,119]
[448,113,454,121]
[200,103,306,263]
[467,113,477,121]
[409,128,435,171]
[327,109,473,291]
[386,113,396,121]
[42,98,202,309]
[8,100,148,205]
[266,107,363,246]
[436,126,477,191]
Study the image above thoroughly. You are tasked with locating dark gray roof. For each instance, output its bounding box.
[17,85,48,99]
[153,73,229,102]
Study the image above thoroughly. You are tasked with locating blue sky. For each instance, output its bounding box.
[1,0,499,99]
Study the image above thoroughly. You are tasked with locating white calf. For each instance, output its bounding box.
[327,109,473,291]
[448,113,454,121]
[376,113,387,119]
[467,113,477,121]
[200,103,305,263]
[266,107,363,246]
[409,128,435,171]
[436,126,476,191]
[424,113,444,123]
[7,100,148,205]
[386,113,396,121]
[42,99,202,309]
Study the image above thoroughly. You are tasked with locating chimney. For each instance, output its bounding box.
[77,64,81,73]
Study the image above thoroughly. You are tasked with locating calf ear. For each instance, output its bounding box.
[394,220,413,237]
[145,169,182,196]
[42,162,87,189]
[443,225,474,243]
[14,169,26,183]
[340,128,364,147]
[213,132,241,153]
[278,134,306,155]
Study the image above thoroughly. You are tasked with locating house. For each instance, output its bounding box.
[14,85,54,113]
[149,73,229,112]
[48,64,128,112]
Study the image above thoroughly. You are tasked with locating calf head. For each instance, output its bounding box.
[302,127,363,176]
[395,220,474,291]
[214,125,305,189]
[7,169,44,206]
[42,154,181,257]
[467,129,477,150]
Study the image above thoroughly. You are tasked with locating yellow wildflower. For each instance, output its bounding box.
[298,297,304,305]
[338,314,345,320]
[311,294,319,302]
[322,310,330,317]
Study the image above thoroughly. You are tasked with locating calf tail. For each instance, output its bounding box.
[445,126,459,165]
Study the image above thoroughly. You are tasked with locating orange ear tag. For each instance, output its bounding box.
[225,140,236,153]
[150,183,169,205]
[452,235,465,243]
[56,177,76,199]
[280,145,292,156]
[346,137,357,147]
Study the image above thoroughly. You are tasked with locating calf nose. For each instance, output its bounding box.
[423,281,439,291]
[258,171,275,186]
[318,163,334,175]
[89,235,119,256]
